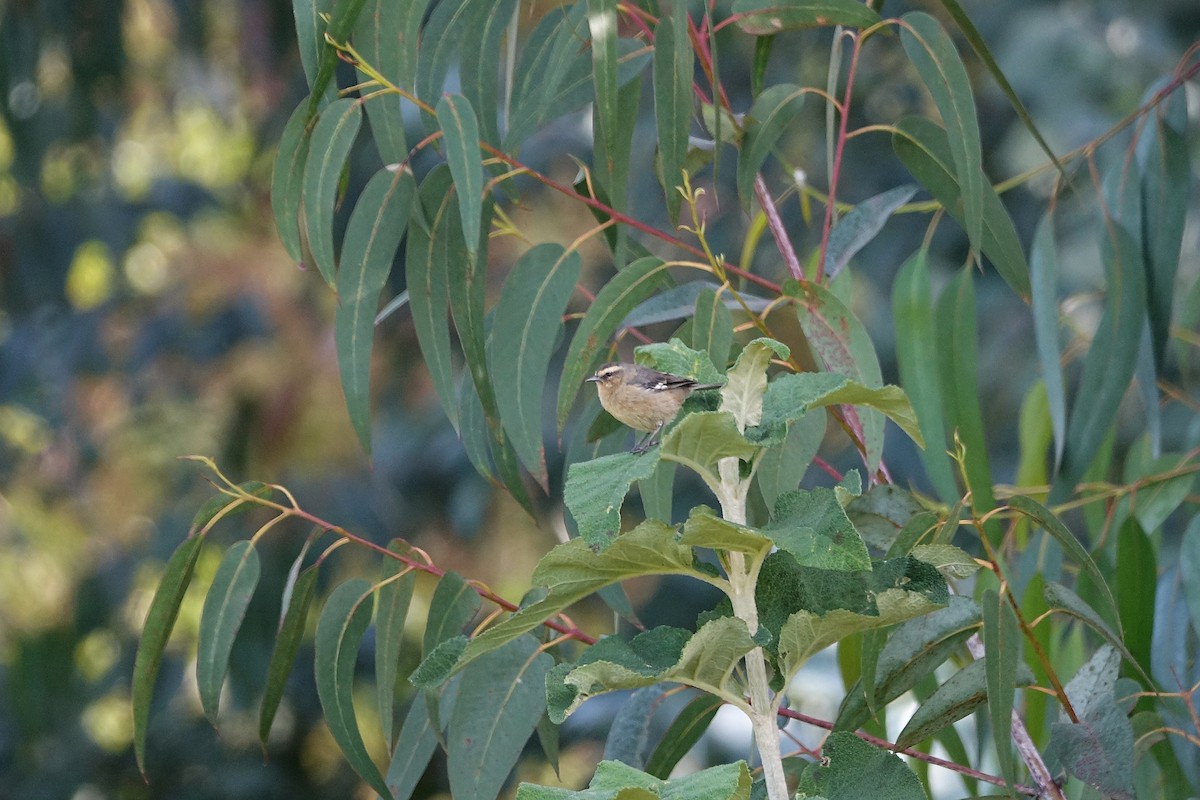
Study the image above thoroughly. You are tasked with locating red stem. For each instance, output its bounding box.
[817,32,863,273]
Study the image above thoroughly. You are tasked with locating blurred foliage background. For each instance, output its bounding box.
[0,1,1196,798]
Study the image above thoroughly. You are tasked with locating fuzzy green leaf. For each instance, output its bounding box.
[795,732,927,800]
[566,450,663,548]
[822,185,918,279]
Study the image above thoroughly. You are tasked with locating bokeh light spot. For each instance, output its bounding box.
[66,241,116,310]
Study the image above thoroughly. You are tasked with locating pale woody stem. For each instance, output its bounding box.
[717,457,789,800]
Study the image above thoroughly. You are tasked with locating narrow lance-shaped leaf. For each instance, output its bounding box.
[315,579,391,799]
[893,250,958,503]
[556,257,672,431]
[731,0,882,35]
[272,102,314,265]
[385,696,439,800]
[690,288,735,370]
[302,98,363,286]
[489,244,582,490]
[353,0,409,164]
[1030,212,1066,471]
[459,0,520,146]
[259,563,319,748]
[982,589,1021,798]
[823,185,918,280]
[1051,166,1147,503]
[896,658,1034,750]
[644,693,723,780]
[448,636,553,800]
[292,0,336,106]
[306,0,369,111]
[436,94,483,258]
[336,167,417,454]
[406,167,460,431]
[892,117,1030,299]
[936,267,998,542]
[1136,79,1190,373]
[588,0,620,185]
[197,541,261,724]
[414,0,477,132]
[132,535,205,774]
[737,83,805,210]
[901,12,984,255]
[376,545,416,746]
[654,5,692,221]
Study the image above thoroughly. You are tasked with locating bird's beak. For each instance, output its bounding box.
[585,375,600,383]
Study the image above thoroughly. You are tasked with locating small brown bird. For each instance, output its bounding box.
[586,362,724,453]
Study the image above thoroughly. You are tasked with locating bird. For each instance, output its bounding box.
[586,362,724,453]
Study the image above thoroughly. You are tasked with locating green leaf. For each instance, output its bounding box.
[778,582,944,682]
[271,102,314,265]
[1115,519,1155,680]
[755,409,825,514]
[504,4,586,150]
[645,694,723,780]
[302,97,363,286]
[353,0,408,164]
[737,83,805,209]
[189,481,273,534]
[661,412,759,494]
[846,484,926,553]
[936,267,997,540]
[532,759,750,800]
[1042,581,1147,684]
[132,535,205,774]
[892,117,1030,298]
[1030,212,1066,471]
[765,488,871,571]
[1007,495,1120,633]
[638,459,676,524]
[259,563,319,748]
[795,731,926,800]
[406,167,461,431]
[786,280,886,470]
[565,451,663,548]
[635,339,725,385]
[557,257,672,430]
[448,635,553,800]
[551,618,758,721]
[901,12,984,255]
[720,337,790,432]
[604,685,668,769]
[588,0,620,195]
[414,0,478,130]
[1051,165,1147,503]
[313,0,369,102]
[679,505,774,556]
[425,571,482,654]
[895,657,1034,750]
[691,288,735,371]
[982,589,1020,798]
[1046,646,1135,800]
[437,94,484,257]
[732,0,881,36]
[459,0,520,146]
[1119,442,1196,534]
[456,520,704,674]
[376,548,416,746]
[315,579,390,799]
[654,5,692,222]
[197,541,261,724]
[489,244,582,489]
[385,697,439,800]
[336,167,417,454]
[1137,79,1190,373]
[293,0,337,105]
[1180,517,1200,640]
[822,185,918,280]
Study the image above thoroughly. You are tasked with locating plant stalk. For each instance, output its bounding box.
[718,457,789,800]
